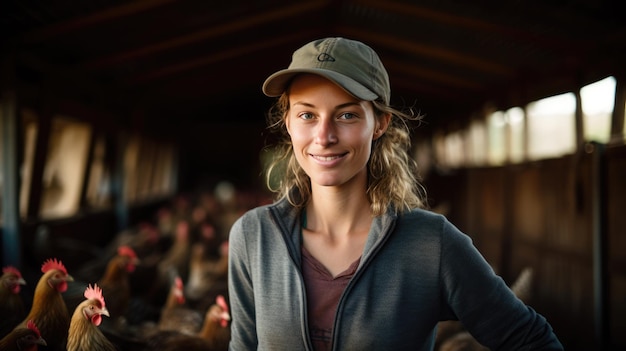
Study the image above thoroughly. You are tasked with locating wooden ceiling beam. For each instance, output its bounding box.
[338,27,514,76]
[385,58,483,91]
[20,0,178,42]
[353,0,586,52]
[124,30,316,85]
[83,1,330,70]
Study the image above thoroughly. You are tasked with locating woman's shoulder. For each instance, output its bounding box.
[232,199,297,231]
[395,207,466,241]
[400,207,449,224]
[234,202,275,225]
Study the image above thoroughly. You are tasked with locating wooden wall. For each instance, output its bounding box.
[425,143,626,351]
[607,145,626,351]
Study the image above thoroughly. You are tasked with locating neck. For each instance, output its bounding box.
[307,185,372,237]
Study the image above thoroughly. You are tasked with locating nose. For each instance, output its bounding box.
[315,118,338,146]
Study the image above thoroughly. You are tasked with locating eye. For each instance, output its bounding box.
[298,112,314,120]
[339,112,356,120]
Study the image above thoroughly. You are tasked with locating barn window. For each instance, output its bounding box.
[580,76,615,143]
[468,118,487,166]
[151,143,177,197]
[123,135,177,203]
[526,92,576,160]
[19,109,39,218]
[487,111,507,165]
[506,107,525,164]
[443,130,465,168]
[40,117,92,218]
[85,135,111,208]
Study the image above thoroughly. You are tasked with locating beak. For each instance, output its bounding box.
[100,307,110,317]
[65,274,74,282]
[17,278,26,285]
[36,337,47,346]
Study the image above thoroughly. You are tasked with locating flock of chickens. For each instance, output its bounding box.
[0,187,255,351]
[0,185,533,351]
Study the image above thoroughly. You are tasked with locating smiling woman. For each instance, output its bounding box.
[227,36,564,351]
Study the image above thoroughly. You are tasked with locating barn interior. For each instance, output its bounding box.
[1,1,626,350]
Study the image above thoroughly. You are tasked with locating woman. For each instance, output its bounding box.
[228,37,563,350]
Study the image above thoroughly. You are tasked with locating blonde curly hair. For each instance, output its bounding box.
[264,93,427,216]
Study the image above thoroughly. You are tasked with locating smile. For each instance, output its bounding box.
[311,154,343,161]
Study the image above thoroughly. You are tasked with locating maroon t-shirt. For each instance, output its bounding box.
[301,246,361,351]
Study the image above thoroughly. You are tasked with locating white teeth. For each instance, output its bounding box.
[314,155,340,161]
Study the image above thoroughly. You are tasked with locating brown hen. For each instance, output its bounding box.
[96,245,140,330]
[0,320,47,351]
[156,276,203,336]
[67,284,116,351]
[14,258,74,351]
[141,294,231,351]
[0,266,27,338]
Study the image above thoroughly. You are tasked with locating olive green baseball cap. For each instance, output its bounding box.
[262,37,390,104]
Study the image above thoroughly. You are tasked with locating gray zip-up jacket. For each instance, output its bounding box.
[228,198,563,350]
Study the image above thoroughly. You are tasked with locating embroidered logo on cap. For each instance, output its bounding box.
[317,53,335,62]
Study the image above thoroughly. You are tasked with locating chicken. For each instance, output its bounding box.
[67,284,116,351]
[95,245,140,331]
[141,295,231,351]
[185,241,229,311]
[14,258,74,351]
[156,276,203,336]
[145,220,192,305]
[0,320,47,351]
[73,223,159,284]
[197,295,231,351]
[158,220,192,281]
[0,266,27,338]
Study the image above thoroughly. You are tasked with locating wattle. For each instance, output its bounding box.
[91,314,102,326]
[57,281,68,292]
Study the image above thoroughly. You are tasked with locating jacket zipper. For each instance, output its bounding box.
[269,207,314,351]
[330,217,397,350]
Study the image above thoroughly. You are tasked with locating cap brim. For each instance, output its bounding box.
[262,68,379,101]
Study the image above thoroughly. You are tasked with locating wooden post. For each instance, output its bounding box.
[1,56,22,267]
[610,76,625,143]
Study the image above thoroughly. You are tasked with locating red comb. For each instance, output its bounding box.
[176,221,189,235]
[84,284,106,308]
[216,295,229,313]
[41,258,67,274]
[26,320,41,337]
[2,266,22,278]
[117,246,137,259]
[175,276,183,289]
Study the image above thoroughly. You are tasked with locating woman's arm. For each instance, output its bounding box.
[228,216,258,350]
[440,220,564,350]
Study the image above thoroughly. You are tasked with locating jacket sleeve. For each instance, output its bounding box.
[439,220,564,350]
[228,215,258,350]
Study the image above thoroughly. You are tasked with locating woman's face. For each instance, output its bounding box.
[285,74,385,189]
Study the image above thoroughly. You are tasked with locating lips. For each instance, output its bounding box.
[311,154,343,161]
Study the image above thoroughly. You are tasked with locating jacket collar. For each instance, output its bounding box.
[269,193,398,266]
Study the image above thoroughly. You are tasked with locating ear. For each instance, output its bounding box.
[284,114,292,135]
[373,113,391,140]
